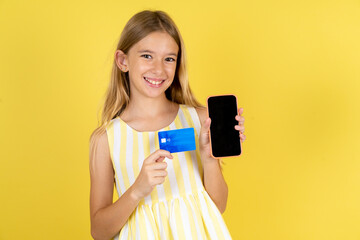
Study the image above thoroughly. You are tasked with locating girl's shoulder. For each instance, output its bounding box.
[182,104,207,126]
[108,115,121,126]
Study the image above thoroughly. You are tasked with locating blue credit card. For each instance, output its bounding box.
[158,128,196,153]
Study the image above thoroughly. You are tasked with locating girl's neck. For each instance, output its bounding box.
[122,94,178,121]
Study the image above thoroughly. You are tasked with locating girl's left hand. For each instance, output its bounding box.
[199,107,246,162]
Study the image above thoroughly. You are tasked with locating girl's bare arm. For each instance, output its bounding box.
[202,156,228,213]
[89,132,140,240]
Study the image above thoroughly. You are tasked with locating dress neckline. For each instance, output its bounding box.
[117,104,182,133]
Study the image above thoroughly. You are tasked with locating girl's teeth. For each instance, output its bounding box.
[145,77,163,85]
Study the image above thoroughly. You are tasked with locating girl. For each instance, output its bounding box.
[89,10,246,240]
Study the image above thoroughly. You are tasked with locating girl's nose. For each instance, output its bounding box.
[152,59,165,74]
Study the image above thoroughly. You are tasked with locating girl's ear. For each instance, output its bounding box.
[115,50,129,72]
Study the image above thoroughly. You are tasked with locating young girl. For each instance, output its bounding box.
[89,10,246,240]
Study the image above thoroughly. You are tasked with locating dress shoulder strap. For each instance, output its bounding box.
[105,118,119,166]
[179,104,202,137]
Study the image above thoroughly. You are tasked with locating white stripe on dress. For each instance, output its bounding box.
[119,224,128,240]
[113,119,126,195]
[125,126,135,186]
[187,107,201,136]
[169,202,179,240]
[179,107,204,190]
[155,203,166,239]
[197,191,218,238]
[142,206,156,240]
[179,198,193,239]
[138,132,145,171]
[186,194,203,239]
[164,203,171,238]
[135,209,141,240]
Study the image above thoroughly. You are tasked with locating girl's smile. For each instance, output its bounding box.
[143,76,165,87]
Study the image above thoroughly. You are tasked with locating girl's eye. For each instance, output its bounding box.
[141,54,152,59]
[166,57,176,62]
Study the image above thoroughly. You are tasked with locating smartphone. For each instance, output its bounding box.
[207,95,241,158]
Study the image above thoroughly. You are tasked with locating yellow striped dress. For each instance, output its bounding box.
[106,104,232,240]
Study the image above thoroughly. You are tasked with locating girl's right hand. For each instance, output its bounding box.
[130,149,173,200]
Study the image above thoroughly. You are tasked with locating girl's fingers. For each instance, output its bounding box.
[236,108,245,142]
[235,115,245,122]
[152,170,168,177]
[153,177,166,185]
[235,125,245,133]
[151,161,168,170]
[240,134,246,141]
[145,149,173,163]
[155,156,165,163]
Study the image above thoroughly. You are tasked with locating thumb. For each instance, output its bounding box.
[145,150,173,163]
[201,117,211,135]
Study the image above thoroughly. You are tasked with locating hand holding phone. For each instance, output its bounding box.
[207,95,241,158]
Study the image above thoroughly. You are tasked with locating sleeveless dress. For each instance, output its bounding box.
[105,104,232,240]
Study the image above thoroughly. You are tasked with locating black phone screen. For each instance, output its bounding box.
[207,95,241,158]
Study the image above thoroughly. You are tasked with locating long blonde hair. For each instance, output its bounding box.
[89,10,203,159]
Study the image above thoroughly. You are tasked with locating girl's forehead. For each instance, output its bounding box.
[131,31,179,54]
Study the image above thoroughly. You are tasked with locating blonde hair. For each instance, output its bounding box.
[89,10,203,160]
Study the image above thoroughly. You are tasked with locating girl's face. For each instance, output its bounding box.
[117,31,179,100]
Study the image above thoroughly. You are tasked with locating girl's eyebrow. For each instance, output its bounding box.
[138,50,177,57]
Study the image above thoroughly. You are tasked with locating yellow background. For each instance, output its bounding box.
[1,0,359,239]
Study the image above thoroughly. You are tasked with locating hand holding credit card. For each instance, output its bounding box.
[158,128,196,153]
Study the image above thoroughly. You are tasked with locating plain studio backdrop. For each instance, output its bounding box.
[0,0,359,239]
